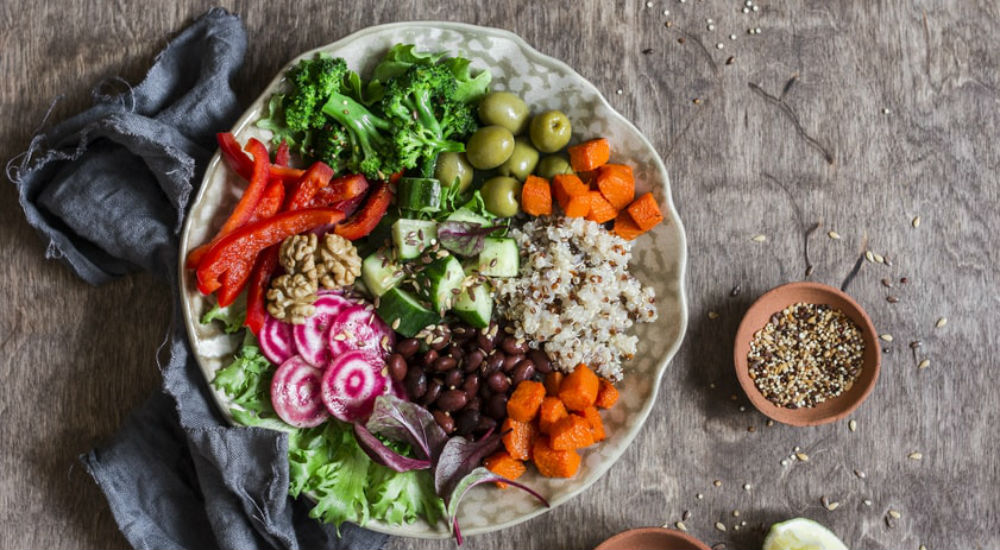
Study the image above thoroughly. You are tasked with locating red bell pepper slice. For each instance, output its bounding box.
[196,208,345,296]
[244,245,280,335]
[307,174,369,209]
[217,133,304,183]
[334,182,393,241]
[247,180,285,225]
[216,258,255,307]
[284,162,334,211]
[187,138,272,268]
[275,139,291,166]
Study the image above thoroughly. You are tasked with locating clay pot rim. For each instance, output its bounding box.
[733,281,881,427]
[593,527,712,550]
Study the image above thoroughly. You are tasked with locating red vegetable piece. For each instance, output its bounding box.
[270,356,329,428]
[216,259,253,308]
[334,181,393,241]
[274,139,291,166]
[284,162,334,211]
[187,138,272,268]
[247,181,285,225]
[244,245,280,336]
[216,132,304,184]
[308,174,369,208]
[195,208,345,295]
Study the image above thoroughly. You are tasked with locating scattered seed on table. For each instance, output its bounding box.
[936,317,948,328]
[912,216,921,228]
[748,425,756,432]
[726,56,735,65]
[729,33,737,40]
[715,522,727,532]
[714,480,722,487]
[675,521,688,531]
[909,452,923,460]
[882,278,893,288]
[863,498,873,506]
[796,452,810,462]
[888,510,902,519]
[743,483,752,491]
[828,231,842,240]
[697,493,704,499]
[780,459,789,466]
[918,359,930,369]
[880,334,894,342]
[642,48,654,54]
[753,4,759,10]
[751,234,767,242]
[873,252,885,263]
[849,420,857,432]
[910,340,922,349]
[887,296,900,303]
[730,284,742,297]
[707,23,716,31]
[865,251,876,263]
[716,43,724,49]
[766,420,774,427]
[825,500,840,511]
[683,510,691,521]
[732,510,740,517]
[708,311,720,319]
[854,469,866,479]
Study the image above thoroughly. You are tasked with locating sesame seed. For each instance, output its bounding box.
[828,231,841,239]
[708,24,716,31]
[918,359,930,369]
[715,522,727,532]
[616,88,623,95]
[716,43,724,49]
[751,234,767,242]
[714,480,722,487]
[732,510,740,517]
[888,510,902,519]
[912,216,921,228]
[696,493,704,499]
[708,311,720,320]
[908,452,923,460]
[854,469,866,479]
[675,521,688,531]
[936,317,948,328]
[863,499,872,506]
[849,420,857,432]
[752,4,759,11]
[880,333,894,342]
[729,34,737,40]
[796,452,810,462]
[743,483,751,491]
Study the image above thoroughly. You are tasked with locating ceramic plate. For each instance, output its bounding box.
[179,21,688,538]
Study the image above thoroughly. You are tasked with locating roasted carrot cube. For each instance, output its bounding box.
[613,211,646,241]
[507,380,546,422]
[544,372,565,397]
[559,364,600,411]
[586,191,618,224]
[550,414,595,450]
[501,417,538,461]
[532,436,582,478]
[626,192,664,231]
[581,406,606,441]
[595,379,619,409]
[538,396,569,435]
[484,450,526,488]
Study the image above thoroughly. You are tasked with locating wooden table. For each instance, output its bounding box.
[2,1,997,548]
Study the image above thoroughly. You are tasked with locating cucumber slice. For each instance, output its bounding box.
[376,288,441,338]
[445,207,492,226]
[392,219,438,260]
[417,255,466,315]
[453,282,493,328]
[398,177,442,213]
[478,237,519,277]
[763,518,848,550]
[361,250,404,297]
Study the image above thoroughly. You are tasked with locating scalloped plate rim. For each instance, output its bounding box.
[178,20,689,540]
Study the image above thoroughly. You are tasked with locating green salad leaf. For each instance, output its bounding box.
[200,295,247,334]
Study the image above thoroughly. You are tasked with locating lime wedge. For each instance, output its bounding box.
[763,518,849,550]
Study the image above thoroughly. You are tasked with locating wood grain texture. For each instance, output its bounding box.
[1,1,997,549]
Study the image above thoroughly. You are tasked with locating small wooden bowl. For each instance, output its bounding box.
[594,527,711,550]
[733,281,880,426]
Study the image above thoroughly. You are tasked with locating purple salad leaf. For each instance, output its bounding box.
[436,221,500,257]
[433,432,501,499]
[365,394,448,461]
[444,467,550,545]
[352,422,432,472]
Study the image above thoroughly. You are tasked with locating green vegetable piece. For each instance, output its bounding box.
[481,176,522,218]
[478,237,519,277]
[434,152,474,193]
[478,91,530,135]
[453,282,493,328]
[391,219,438,260]
[398,177,443,213]
[362,250,405,297]
[466,125,515,170]
[498,137,540,181]
[377,287,442,338]
[200,295,247,334]
[529,110,572,153]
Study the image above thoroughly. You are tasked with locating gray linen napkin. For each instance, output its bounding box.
[6,8,387,550]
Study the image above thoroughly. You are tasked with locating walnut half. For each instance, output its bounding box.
[266,273,317,324]
[266,233,362,324]
[317,233,361,289]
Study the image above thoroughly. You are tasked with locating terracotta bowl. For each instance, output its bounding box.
[594,527,711,550]
[733,281,880,426]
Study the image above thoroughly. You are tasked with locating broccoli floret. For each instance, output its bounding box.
[321,92,400,179]
[380,64,478,176]
[283,54,349,132]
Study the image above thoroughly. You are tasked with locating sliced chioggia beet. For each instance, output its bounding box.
[327,305,395,360]
[293,292,351,366]
[270,356,329,428]
[321,350,389,422]
[259,314,296,365]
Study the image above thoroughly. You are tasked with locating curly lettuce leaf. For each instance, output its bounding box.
[372,44,446,83]
[368,463,445,526]
[303,424,372,530]
[212,333,275,416]
[200,294,247,334]
[441,57,491,104]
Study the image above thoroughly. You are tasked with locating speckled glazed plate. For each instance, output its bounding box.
[179,22,688,539]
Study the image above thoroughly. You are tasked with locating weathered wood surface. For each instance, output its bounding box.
[2,1,997,548]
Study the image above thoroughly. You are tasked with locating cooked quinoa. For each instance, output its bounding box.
[494,216,657,381]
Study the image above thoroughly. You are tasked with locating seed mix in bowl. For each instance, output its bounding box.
[493,216,658,381]
[747,302,864,408]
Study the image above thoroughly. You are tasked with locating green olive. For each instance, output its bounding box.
[498,138,540,181]
[478,91,531,135]
[481,176,522,218]
[535,155,575,179]
[434,152,474,192]
[529,110,572,153]
[465,125,515,170]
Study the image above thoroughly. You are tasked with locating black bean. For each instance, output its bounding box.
[454,409,480,436]
[475,415,497,435]
[511,360,535,385]
[502,353,525,373]
[430,336,450,351]
[421,379,443,406]
[437,389,468,412]
[486,393,508,420]
[448,346,464,362]
[421,349,439,368]
[404,369,426,400]
[462,374,480,396]
[487,370,511,393]
[464,349,484,372]
[433,410,455,434]
[527,349,552,374]
[501,335,528,355]
[433,356,457,373]
[465,396,481,412]
[444,368,464,388]
[484,352,505,373]
[479,381,493,400]
[387,353,408,382]
[476,332,495,352]
[396,338,421,358]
